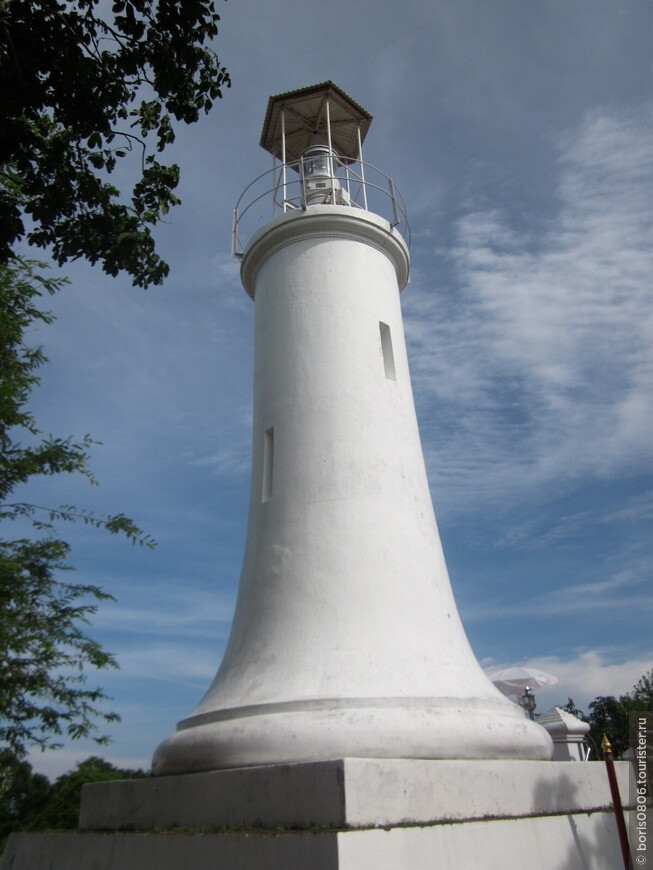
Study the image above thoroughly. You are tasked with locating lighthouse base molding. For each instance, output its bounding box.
[1,759,634,869]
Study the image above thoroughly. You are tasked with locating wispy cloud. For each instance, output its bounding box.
[112,643,221,684]
[94,594,236,638]
[186,437,252,477]
[405,106,653,514]
[485,648,653,712]
[461,555,652,622]
[494,490,653,550]
[17,3,652,781]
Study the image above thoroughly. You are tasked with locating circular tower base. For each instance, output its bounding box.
[153,698,552,774]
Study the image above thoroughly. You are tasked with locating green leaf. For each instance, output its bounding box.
[0,0,230,287]
[0,259,156,759]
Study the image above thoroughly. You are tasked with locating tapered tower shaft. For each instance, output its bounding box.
[153,85,552,775]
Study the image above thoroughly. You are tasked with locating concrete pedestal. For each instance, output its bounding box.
[2,759,634,868]
[539,706,592,761]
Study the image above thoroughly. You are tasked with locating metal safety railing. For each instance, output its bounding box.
[231,154,410,257]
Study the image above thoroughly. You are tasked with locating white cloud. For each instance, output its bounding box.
[405,106,653,513]
[484,648,653,713]
[461,552,652,623]
[186,436,252,477]
[94,596,236,638]
[495,490,653,550]
[14,2,652,781]
[113,643,221,684]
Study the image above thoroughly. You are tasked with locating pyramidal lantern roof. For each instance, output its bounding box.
[259,81,373,164]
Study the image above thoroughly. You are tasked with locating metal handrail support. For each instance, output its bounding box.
[299,155,307,210]
[388,178,399,228]
[281,108,287,211]
[357,126,368,211]
[231,208,240,258]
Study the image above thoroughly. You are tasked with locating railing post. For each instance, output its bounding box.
[389,178,399,228]
[281,108,287,211]
[272,156,278,217]
[299,155,307,210]
[231,208,239,258]
[357,126,368,211]
[325,97,336,204]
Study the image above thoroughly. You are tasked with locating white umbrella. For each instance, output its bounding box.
[488,666,559,696]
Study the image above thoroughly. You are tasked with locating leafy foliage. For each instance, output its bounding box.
[561,668,653,759]
[0,536,120,757]
[0,1,229,760]
[0,0,229,760]
[0,752,148,851]
[0,259,153,757]
[631,670,653,708]
[0,0,230,286]
[22,755,149,832]
[0,750,51,852]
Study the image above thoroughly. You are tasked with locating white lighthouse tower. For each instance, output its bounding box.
[5,84,632,870]
[153,82,552,774]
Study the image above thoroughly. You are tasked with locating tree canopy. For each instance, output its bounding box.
[562,668,653,760]
[0,258,155,758]
[0,752,148,852]
[0,0,230,286]
[0,1,230,758]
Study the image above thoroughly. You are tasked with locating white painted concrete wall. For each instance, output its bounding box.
[153,207,552,774]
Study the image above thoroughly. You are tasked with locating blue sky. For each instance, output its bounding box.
[17,0,652,777]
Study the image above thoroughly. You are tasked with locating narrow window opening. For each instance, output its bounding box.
[262,427,274,502]
[379,322,396,380]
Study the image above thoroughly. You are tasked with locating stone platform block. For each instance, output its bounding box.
[1,758,634,869]
[2,811,633,870]
[78,757,629,831]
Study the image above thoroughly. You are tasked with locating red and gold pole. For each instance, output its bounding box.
[602,734,633,870]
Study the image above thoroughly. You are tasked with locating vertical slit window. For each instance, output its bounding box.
[262,427,274,502]
[379,322,396,380]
